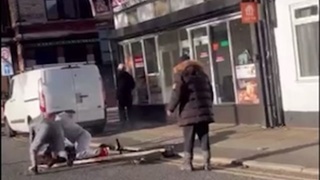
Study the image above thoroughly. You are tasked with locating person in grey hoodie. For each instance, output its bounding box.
[55,110,102,159]
[29,113,67,174]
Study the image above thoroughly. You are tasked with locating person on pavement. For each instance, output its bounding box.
[116,63,135,126]
[55,110,107,160]
[167,54,214,171]
[29,113,68,174]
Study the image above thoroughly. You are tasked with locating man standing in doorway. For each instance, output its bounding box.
[167,55,214,171]
[116,63,135,127]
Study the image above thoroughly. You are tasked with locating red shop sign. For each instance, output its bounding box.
[241,2,259,24]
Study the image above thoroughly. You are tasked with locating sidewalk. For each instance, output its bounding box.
[92,123,319,174]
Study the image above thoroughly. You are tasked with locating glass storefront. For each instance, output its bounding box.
[120,14,260,106]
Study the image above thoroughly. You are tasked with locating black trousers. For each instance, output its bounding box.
[118,101,132,123]
[183,122,210,155]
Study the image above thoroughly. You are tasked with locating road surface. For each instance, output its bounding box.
[1,133,317,180]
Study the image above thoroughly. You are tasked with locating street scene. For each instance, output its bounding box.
[1,0,319,179]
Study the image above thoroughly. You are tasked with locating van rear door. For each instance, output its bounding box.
[71,65,104,123]
[43,68,77,115]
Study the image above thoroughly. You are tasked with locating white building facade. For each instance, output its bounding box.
[274,0,319,127]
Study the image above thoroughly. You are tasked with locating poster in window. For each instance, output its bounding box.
[235,63,259,104]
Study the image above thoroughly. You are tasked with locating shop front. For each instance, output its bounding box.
[118,13,267,125]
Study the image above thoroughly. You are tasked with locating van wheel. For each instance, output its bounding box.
[4,118,17,138]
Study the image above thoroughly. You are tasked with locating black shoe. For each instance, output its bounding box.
[65,146,76,167]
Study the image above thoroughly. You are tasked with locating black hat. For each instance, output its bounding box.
[179,54,190,62]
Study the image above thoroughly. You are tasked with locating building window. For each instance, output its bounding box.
[78,0,93,18]
[45,0,59,20]
[137,3,155,22]
[64,44,87,63]
[63,0,77,19]
[45,0,92,20]
[34,46,58,65]
[154,0,169,17]
[115,12,128,28]
[127,9,139,26]
[291,2,319,78]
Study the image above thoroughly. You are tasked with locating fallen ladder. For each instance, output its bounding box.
[36,139,176,173]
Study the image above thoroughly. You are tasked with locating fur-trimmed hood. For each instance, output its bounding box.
[173,60,203,74]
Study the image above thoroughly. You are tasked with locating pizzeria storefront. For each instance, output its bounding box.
[111,0,282,127]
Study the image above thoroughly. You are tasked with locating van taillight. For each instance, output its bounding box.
[38,79,46,113]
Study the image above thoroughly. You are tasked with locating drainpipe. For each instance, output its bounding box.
[255,0,284,127]
[254,0,274,128]
[261,0,285,126]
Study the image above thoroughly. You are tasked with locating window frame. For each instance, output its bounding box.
[290,0,319,81]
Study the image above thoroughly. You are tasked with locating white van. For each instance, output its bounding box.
[3,62,107,137]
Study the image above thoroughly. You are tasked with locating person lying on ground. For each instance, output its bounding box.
[28,113,70,174]
[55,110,107,160]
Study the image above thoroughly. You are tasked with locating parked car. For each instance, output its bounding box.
[3,62,107,137]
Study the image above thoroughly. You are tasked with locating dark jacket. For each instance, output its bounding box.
[117,70,135,105]
[168,60,214,126]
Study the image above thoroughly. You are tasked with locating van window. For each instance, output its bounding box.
[8,79,14,99]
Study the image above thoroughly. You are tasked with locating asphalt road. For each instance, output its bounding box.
[1,135,317,180]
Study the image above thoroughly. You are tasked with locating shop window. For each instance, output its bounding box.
[179,29,190,56]
[158,31,180,103]
[131,41,149,104]
[123,44,133,74]
[291,2,319,78]
[137,3,155,22]
[143,38,158,74]
[209,24,235,103]
[230,19,259,104]
[45,0,59,20]
[64,44,87,63]
[154,0,170,17]
[34,46,58,65]
[191,27,212,83]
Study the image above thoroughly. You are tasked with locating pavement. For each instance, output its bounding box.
[91,122,319,176]
[2,135,317,180]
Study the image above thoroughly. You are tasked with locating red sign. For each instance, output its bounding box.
[212,43,219,51]
[241,2,259,24]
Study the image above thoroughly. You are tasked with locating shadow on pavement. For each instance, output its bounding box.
[237,141,319,162]
[93,120,176,138]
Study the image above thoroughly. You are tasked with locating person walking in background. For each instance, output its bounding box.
[167,55,214,171]
[116,63,135,127]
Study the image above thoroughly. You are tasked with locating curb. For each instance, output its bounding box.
[187,153,319,176]
[91,142,319,176]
